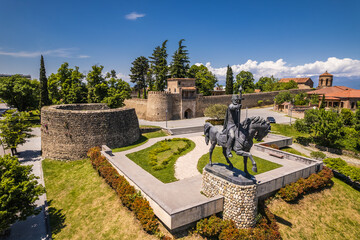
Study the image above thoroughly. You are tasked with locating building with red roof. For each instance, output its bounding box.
[279,77,314,89]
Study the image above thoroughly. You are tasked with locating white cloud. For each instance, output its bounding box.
[0,48,90,58]
[125,12,145,20]
[200,57,360,80]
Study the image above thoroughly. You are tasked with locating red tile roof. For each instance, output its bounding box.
[308,86,360,99]
[320,71,333,77]
[181,87,196,90]
[279,78,313,84]
[307,86,354,95]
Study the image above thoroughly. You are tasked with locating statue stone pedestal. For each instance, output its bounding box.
[201,163,258,228]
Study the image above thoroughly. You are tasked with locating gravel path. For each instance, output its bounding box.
[174,135,208,180]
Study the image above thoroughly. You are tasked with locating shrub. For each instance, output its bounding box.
[204,104,228,119]
[310,151,326,160]
[258,100,263,106]
[278,167,333,202]
[324,158,360,182]
[87,147,160,234]
[205,119,224,125]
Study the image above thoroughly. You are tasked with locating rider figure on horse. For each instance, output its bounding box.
[223,94,242,158]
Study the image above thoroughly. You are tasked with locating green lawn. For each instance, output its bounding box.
[271,123,309,139]
[269,178,360,240]
[197,146,282,174]
[126,138,195,183]
[280,147,310,158]
[112,129,168,153]
[42,159,157,240]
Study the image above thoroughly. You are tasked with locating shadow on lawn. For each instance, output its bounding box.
[274,215,293,227]
[47,200,66,235]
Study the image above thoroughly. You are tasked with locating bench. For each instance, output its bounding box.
[269,153,284,159]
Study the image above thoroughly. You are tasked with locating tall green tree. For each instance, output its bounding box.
[149,40,168,91]
[188,65,217,96]
[320,95,326,109]
[39,55,50,110]
[0,75,39,111]
[170,39,190,78]
[48,63,87,104]
[102,71,131,108]
[0,110,32,156]
[225,65,234,94]
[234,71,255,93]
[0,154,45,233]
[130,56,149,99]
[274,91,293,104]
[87,65,108,103]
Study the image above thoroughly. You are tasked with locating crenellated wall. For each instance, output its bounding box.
[41,103,141,160]
[124,88,312,121]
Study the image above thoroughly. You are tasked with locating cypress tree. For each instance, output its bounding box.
[320,94,326,109]
[39,55,50,109]
[225,65,234,94]
[170,39,190,78]
[130,56,149,99]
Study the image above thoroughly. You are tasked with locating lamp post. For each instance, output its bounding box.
[166,109,168,128]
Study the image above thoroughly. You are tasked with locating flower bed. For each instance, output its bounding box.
[278,167,333,202]
[87,147,159,234]
[195,201,281,240]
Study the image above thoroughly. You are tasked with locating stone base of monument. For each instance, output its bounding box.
[201,163,258,228]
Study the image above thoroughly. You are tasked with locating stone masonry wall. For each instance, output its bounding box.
[202,170,257,228]
[41,103,141,160]
[124,98,147,119]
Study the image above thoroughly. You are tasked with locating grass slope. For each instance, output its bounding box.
[126,139,195,183]
[42,159,157,240]
[271,123,309,139]
[280,147,310,158]
[197,146,282,174]
[269,178,360,240]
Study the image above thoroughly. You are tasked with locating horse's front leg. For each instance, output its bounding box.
[222,147,233,169]
[209,141,216,166]
[235,150,257,173]
[243,156,248,175]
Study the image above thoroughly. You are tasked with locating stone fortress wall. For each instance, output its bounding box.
[41,103,141,160]
[125,88,311,121]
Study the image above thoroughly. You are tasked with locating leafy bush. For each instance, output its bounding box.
[204,104,228,119]
[87,147,159,234]
[205,119,224,125]
[0,155,45,233]
[310,151,326,160]
[258,100,263,106]
[324,158,360,182]
[278,167,333,202]
[195,203,281,239]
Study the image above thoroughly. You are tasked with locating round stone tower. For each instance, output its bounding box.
[318,71,333,88]
[146,91,173,121]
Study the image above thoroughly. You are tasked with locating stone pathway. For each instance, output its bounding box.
[175,135,208,180]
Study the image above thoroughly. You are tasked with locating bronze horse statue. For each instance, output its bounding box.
[204,116,271,175]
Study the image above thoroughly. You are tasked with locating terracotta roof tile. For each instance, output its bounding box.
[279,78,313,83]
[320,71,333,77]
[181,87,196,90]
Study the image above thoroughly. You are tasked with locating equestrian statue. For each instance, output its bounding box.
[204,86,271,176]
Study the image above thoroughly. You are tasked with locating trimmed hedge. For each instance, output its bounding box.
[324,158,360,182]
[87,147,159,234]
[195,202,281,240]
[205,119,225,125]
[310,151,326,160]
[278,167,333,202]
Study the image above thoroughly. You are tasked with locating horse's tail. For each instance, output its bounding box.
[204,122,213,145]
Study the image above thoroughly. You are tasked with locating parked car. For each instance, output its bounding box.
[266,116,276,123]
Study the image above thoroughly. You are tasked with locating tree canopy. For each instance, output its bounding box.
[255,76,298,92]
[234,71,255,93]
[0,154,45,233]
[102,72,131,108]
[225,65,234,94]
[149,40,168,91]
[188,65,217,96]
[0,110,32,156]
[48,63,87,104]
[0,75,39,112]
[87,65,108,103]
[130,56,149,99]
[170,39,190,78]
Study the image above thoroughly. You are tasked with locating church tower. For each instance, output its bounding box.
[318,71,333,88]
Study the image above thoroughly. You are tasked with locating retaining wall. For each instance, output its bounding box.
[41,103,141,160]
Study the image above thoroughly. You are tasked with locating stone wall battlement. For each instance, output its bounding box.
[41,104,141,160]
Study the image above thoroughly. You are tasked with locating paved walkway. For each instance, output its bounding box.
[2,128,50,240]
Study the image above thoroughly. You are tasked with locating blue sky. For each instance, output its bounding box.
[1,0,360,88]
